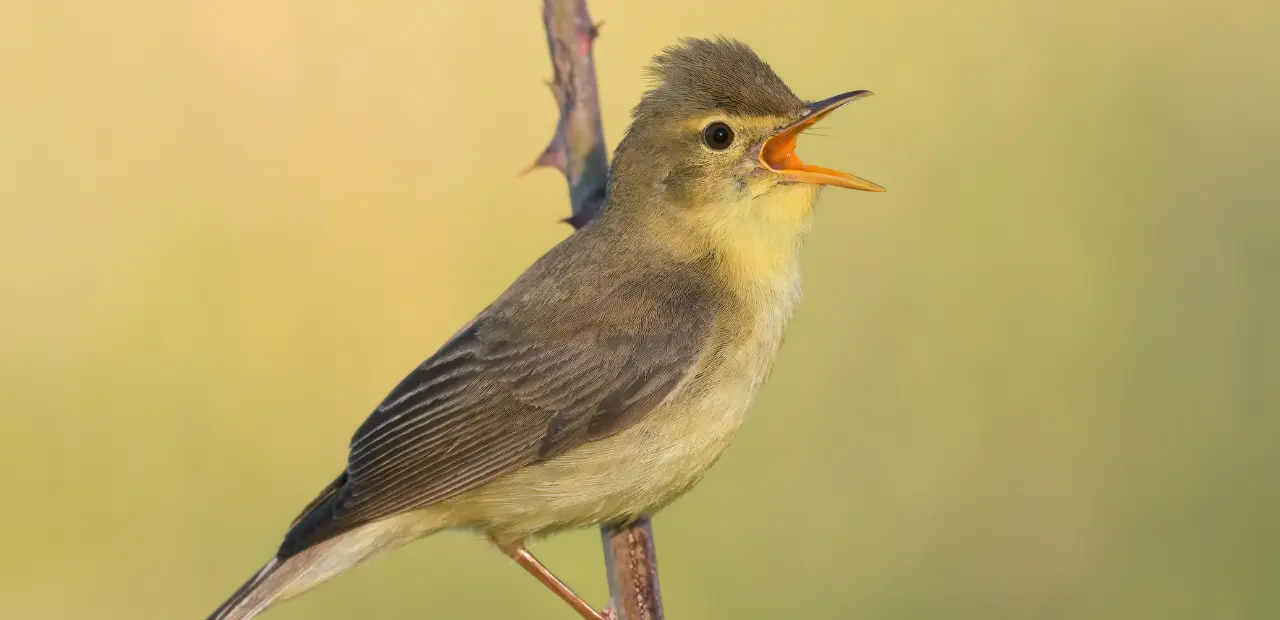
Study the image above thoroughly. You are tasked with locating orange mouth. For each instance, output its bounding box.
[759,90,885,192]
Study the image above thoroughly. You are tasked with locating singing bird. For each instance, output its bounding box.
[208,37,883,620]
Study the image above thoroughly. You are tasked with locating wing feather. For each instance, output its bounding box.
[277,275,714,557]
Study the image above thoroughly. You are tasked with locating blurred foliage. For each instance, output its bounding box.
[1,1,1277,619]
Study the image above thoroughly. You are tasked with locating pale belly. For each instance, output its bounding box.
[446,325,783,544]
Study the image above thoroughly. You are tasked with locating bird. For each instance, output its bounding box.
[207,36,883,620]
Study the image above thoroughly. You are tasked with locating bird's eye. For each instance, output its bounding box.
[702,122,735,150]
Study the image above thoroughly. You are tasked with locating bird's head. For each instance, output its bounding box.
[608,37,883,224]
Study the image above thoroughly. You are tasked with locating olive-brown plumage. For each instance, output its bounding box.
[208,36,882,620]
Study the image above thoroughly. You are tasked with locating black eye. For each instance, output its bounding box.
[702,122,735,150]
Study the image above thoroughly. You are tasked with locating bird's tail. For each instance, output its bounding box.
[206,511,452,620]
[206,557,286,620]
[206,536,381,620]
[205,535,374,620]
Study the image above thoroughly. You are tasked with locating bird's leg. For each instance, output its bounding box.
[494,541,606,620]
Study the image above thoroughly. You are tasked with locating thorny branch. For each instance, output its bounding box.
[527,0,610,229]
[526,1,665,619]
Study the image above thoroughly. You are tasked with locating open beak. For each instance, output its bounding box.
[759,90,885,192]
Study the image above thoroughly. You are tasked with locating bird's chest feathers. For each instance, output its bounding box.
[649,219,806,478]
[690,266,800,431]
[601,273,798,520]
[701,191,809,398]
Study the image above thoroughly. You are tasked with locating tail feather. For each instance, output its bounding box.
[206,511,451,620]
[207,557,286,620]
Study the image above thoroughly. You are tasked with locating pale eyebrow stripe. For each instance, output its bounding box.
[684,115,783,132]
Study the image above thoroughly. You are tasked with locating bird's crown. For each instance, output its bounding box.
[635,37,804,120]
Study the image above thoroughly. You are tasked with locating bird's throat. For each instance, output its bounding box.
[700,187,814,304]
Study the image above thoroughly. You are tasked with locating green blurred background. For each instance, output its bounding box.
[2,0,1277,618]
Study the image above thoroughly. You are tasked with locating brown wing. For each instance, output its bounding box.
[277,281,712,557]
